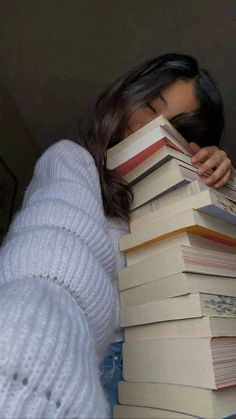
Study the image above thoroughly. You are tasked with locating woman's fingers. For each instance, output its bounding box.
[205,165,232,187]
[213,169,232,188]
[197,151,231,176]
[188,141,201,156]
[188,142,233,188]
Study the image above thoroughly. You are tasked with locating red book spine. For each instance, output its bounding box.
[115,139,183,175]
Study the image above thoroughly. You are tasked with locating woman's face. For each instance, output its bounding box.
[125,79,199,137]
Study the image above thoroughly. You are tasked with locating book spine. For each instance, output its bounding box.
[120,294,202,327]
[115,139,185,175]
[119,247,184,291]
[124,317,212,341]
[114,139,165,174]
[130,184,208,232]
[131,161,186,210]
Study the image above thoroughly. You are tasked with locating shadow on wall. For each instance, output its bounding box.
[0,78,39,221]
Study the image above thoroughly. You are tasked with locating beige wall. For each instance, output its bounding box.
[0,79,39,213]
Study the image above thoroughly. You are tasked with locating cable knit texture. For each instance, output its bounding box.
[0,140,129,418]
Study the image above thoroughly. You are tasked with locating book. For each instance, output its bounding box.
[131,158,236,210]
[123,144,193,185]
[124,142,236,203]
[123,337,236,388]
[120,293,236,327]
[120,272,236,306]
[106,115,190,174]
[119,209,236,252]
[118,381,236,418]
[126,232,236,266]
[130,178,207,220]
[130,188,236,233]
[131,158,195,210]
[124,316,236,341]
[119,245,236,291]
[131,178,236,220]
[113,404,195,419]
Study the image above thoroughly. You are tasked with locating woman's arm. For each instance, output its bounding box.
[0,140,116,358]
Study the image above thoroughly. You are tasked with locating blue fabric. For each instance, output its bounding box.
[99,341,123,409]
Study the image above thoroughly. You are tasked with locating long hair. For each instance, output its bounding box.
[78,53,224,221]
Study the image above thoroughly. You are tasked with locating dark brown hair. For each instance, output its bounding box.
[77,53,224,221]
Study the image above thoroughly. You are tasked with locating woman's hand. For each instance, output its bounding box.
[189,142,234,188]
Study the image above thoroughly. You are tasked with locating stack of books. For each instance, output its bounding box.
[107,115,236,419]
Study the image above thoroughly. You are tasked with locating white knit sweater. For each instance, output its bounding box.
[0,140,129,418]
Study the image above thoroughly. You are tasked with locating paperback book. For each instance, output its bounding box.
[119,209,236,252]
[124,316,236,341]
[131,158,236,210]
[123,337,236,389]
[106,115,190,174]
[119,245,236,290]
[130,188,236,232]
[117,381,236,418]
[120,272,236,306]
[120,293,236,327]
[113,404,195,419]
[125,231,236,266]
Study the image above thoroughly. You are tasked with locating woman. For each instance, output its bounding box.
[0,53,233,418]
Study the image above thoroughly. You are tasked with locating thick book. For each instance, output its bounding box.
[113,404,195,419]
[124,316,236,341]
[119,245,236,291]
[131,178,236,221]
[118,381,236,419]
[119,209,236,252]
[123,337,236,388]
[130,188,236,233]
[120,272,236,306]
[130,178,207,219]
[131,158,236,210]
[126,231,236,266]
[123,144,193,184]
[124,142,236,203]
[106,115,190,174]
[131,158,197,210]
[120,293,236,327]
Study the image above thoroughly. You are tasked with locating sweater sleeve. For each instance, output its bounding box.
[0,140,116,357]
